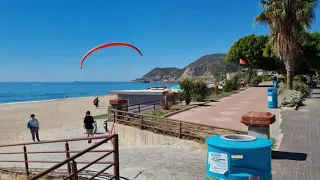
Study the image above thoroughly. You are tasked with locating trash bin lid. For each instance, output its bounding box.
[206,135,273,150]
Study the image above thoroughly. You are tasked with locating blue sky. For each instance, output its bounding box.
[0,0,320,82]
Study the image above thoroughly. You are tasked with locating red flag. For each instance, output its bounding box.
[240,58,247,65]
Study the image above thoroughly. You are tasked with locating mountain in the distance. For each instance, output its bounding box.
[134,53,238,82]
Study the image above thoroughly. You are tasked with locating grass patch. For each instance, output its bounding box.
[0,170,65,180]
[144,105,188,117]
[206,90,241,101]
[271,138,278,150]
[93,113,108,119]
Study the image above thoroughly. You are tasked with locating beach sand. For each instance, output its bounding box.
[0,95,116,145]
[0,95,207,180]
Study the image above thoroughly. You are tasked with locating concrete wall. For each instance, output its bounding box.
[118,94,162,113]
[107,122,201,148]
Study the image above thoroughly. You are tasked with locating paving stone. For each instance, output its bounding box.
[271,88,320,180]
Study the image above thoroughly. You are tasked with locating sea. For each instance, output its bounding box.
[0,82,178,104]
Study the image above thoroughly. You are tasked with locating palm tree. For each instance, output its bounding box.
[254,0,317,89]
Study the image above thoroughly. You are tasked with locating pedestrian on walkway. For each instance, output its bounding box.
[83,110,95,143]
[27,114,40,142]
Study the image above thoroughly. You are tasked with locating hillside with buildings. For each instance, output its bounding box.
[134,53,238,82]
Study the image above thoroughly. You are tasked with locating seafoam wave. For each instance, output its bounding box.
[0,82,179,104]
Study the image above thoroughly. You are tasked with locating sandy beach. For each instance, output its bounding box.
[0,95,116,145]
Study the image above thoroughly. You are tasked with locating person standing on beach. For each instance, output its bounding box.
[27,114,40,142]
[93,97,100,108]
[83,110,95,143]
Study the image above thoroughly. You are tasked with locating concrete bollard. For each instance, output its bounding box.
[241,111,276,139]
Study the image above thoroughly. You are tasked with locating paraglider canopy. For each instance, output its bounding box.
[80,42,143,69]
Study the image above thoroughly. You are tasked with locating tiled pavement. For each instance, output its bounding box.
[169,83,273,132]
[272,88,320,180]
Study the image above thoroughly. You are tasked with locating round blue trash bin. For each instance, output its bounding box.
[206,134,273,180]
[267,87,278,108]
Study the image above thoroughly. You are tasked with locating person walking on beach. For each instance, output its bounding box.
[27,114,40,142]
[93,97,100,108]
[83,110,95,143]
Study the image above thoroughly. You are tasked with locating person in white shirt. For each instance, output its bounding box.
[27,114,40,142]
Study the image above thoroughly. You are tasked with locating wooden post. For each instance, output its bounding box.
[138,105,141,113]
[113,135,120,180]
[153,101,156,110]
[178,122,182,139]
[23,145,29,177]
[65,142,71,176]
[113,110,116,123]
[70,160,78,180]
[140,116,144,130]
[107,106,111,121]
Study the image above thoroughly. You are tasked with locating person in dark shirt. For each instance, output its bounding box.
[93,97,99,108]
[83,110,95,143]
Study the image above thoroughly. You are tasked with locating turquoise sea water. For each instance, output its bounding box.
[0,82,178,104]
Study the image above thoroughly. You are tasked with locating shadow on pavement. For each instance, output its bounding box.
[252,85,273,88]
[198,104,212,107]
[272,151,307,161]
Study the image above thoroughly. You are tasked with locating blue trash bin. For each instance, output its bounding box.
[267,87,278,108]
[206,134,273,180]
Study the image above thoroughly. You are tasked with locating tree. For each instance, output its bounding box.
[226,34,275,84]
[301,32,320,76]
[179,78,195,105]
[193,79,207,102]
[254,0,317,89]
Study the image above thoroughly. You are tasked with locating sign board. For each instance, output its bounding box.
[267,96,272,102]
[208,152,228,174]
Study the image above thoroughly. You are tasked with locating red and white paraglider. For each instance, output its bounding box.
[80,42,143,69]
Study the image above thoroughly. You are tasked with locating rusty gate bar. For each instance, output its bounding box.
[65,142,71,176]
[23,145,29,177]
[70,160,78,180]
[0,135,114,148]
[0,135,118,180]
[113,135,120,180]
[29,135,117,180]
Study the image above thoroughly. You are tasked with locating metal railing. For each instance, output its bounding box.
[123,100,162,113]
[109,109,244,141]
[0,135,119,180]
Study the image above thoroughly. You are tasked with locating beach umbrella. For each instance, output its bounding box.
[80,42,143,69]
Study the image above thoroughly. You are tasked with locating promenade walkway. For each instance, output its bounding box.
[170,83,273,132]
[272,88,320,180]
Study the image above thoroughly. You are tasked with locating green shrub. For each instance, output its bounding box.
[277,75,286,83]
[293,81,310,97]
[278,82,287,95]
[176,90,185,103]
[193,79,207,102]
[250,75,262,85]
[223,73,242,92]
[261,75,274,82]
[293,75,303,81]
[224,79,240,92]
[224,80,234,92]
[233,72,245,80]
[179,78,195,105]
[281,90,303,107]
[161,102,172,110]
